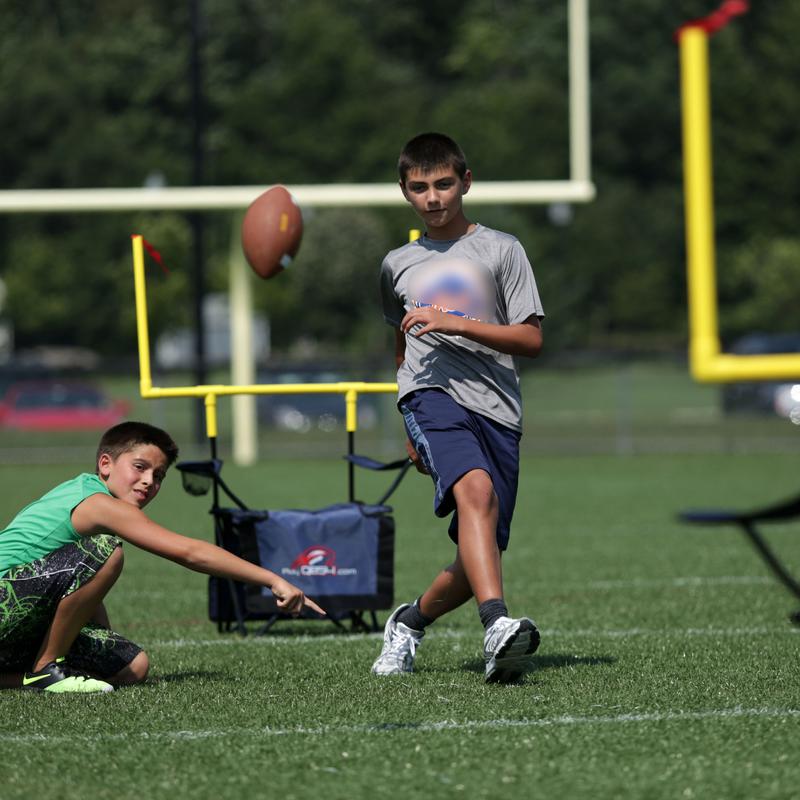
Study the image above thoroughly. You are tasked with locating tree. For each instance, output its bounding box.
[256,207,395,357]
[2,0,800,359]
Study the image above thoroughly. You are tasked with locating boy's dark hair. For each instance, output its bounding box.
[95,421,179,471]
[398,132,468,184]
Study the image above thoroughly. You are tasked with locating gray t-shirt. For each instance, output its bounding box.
[380,224,544,432]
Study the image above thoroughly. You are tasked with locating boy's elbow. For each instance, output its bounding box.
[525,343,543,359]
[521,329,543,359]
[516,318,542,358]
[519,344,542,359]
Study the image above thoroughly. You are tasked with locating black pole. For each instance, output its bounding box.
[209,433,219,509]
[190,0,206,444]
[348,430,355,502]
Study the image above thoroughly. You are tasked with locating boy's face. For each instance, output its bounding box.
[97,444,169,509]
[401,165,472,233]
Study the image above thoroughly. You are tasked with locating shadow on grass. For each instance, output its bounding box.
[213,617,383,638]
[461,652,616,675]
[146,669,226,685]
[533,653,616,670]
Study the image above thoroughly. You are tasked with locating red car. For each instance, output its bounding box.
[0,381,130,431]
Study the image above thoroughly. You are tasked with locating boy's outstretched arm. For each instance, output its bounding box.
[401,310,543,358]
[72,494,325,617]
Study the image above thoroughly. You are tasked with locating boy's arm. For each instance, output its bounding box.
[394,329,429,474]
[400,309,543,358]
[71,494,325,617]
[394,327,406,369]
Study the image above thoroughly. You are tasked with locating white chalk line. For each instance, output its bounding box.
[584,575,774,589]
[4,706,799,745]
[123,575,775,600]
[120,575,776,601]
[148,624,799,649]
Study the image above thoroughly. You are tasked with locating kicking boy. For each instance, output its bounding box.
[0,421,324,693]
[373,132,544,683]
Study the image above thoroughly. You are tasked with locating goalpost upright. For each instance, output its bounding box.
[678,2,800,383]
[0,0,595,464]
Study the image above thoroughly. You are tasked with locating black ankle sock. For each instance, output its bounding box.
[478,598,508,630]
[396,598,434,632]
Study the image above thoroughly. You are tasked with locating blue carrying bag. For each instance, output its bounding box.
[212,501,394,620]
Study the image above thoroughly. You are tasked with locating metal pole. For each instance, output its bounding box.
[569,0,592,184]
[229,213,258,465]
[680,27,720,375]
[190,0,207,443]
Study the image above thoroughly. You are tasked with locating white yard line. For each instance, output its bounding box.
[120,575,775,601]
[148,624,799,649]
[4,706,799,745]
[584,575,773,589]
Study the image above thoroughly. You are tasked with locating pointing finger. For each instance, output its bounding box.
[304,596,326,616]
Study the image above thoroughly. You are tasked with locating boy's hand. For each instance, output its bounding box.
[405,438,429,474]
[401,306,464,338]
[401,309,543,358]
[270,576,326,617]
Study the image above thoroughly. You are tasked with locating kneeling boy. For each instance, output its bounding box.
[0,421,323,693]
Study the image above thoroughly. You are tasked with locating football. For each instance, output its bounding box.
[241,185,303,279]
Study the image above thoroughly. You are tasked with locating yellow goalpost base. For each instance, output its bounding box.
[132,234,397,441]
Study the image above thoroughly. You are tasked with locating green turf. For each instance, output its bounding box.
[1,453,799,799]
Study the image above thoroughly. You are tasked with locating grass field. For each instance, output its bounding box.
[1,450,799,799]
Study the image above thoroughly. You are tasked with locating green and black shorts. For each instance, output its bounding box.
[0,534,142,678]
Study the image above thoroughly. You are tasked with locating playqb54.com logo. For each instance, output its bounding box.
[281,545,358,577]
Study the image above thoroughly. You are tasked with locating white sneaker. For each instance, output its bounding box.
[371,604,424,676]
[483,616,540,684]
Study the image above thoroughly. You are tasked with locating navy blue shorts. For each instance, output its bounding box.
[400,388,520,551]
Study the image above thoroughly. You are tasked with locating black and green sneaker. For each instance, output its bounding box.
[22,657,114,694]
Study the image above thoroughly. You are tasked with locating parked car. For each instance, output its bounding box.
[721,333,800,420]
[256,367,379,433]
[0,380,130,431]
[0,362,54,399]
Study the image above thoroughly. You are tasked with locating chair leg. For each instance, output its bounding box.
[741,521,800,624]
[741,522,800,601]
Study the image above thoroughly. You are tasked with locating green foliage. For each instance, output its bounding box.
[719,237,800,340]
[256,207,395,356]
[1,0,799,359]
[711,2,800,242]
[1,214,192,354]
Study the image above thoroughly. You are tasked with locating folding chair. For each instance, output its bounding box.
[679,492,800,625]
[177,453,412,636]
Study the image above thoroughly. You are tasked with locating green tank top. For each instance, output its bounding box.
[0,473,111,574]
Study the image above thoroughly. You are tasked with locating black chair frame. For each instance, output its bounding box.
[176,442,411,636]
[680,492,800,625]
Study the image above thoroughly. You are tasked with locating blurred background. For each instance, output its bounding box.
[1,0,799,463]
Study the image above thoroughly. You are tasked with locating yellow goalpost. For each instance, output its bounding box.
[131,234,398,443]
[679,21,800,382]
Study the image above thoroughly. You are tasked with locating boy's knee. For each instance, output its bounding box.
[112,650,149,686]
[454,469,497,512]
[102,545,124,576]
